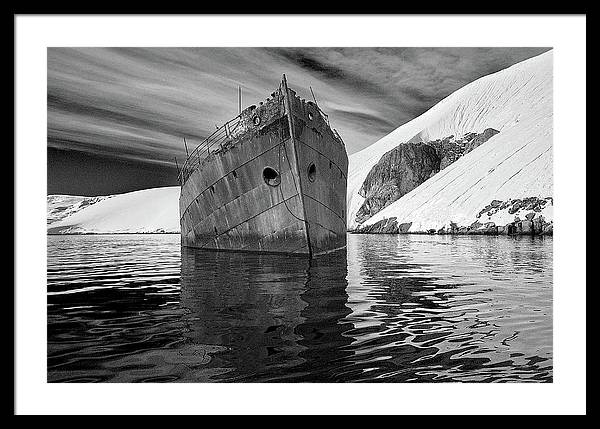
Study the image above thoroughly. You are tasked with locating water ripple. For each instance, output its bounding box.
[47,233,552,382]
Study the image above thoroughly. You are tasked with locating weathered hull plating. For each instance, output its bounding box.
[179,79,348,257]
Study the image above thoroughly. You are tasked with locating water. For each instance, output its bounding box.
[47,233,552,382]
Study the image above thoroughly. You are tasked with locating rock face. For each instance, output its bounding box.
[356,143,439,224]
[428,128,499,170]
[356,128,499,224]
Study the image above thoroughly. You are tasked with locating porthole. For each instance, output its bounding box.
[307,163,316,182]
[253,116,261,126]
[263,166,281,187]
[308,112,314,121]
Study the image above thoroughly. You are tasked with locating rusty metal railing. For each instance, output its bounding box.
[177,84,344,185]
[177,113,246,184]
[332,128,345,146]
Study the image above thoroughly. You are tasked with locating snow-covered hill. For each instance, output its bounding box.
[47,186,180,234]
[348,50,553,232]
[47,194,113,225]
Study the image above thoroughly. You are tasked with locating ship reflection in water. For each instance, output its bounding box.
[47,234,552,382]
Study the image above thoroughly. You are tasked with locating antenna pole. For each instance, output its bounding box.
[183,137,189,157]
[238,85,242,115]
[174,156,181,183]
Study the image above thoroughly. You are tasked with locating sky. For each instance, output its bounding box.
[48,47,550,196]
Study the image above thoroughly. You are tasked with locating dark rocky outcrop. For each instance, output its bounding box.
[427,128,499,170]
[476,197,553,219]
[356,128,499,225]
[355,217,402,234]
[353,217,412,234]
[355,143,440,224]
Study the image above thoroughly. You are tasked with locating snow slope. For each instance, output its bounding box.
[47,186,181,234]
[348,50,553,231]
[47,194,113,225]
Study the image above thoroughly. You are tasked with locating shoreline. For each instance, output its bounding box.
[351,216,553,237]
[47,230,553,237]
[47,232,180,236]
[348,230,553,237]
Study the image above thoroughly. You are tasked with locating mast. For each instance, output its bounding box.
[174,157,181,184]
[309,86,318,107]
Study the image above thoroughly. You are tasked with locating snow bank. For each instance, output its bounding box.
[348,50,553,231]
[47,186,181,234]
[47,194,115,225]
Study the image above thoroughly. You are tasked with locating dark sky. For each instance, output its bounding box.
[47,47,550,196]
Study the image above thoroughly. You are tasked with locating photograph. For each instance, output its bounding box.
[46,46,554,383]
[14,14,587,415]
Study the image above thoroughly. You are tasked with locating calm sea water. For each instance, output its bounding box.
[47,233,552,382]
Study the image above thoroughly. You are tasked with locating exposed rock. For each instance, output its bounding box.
[356,128,500,225]
[464,128,500,152]
[352,195,553,237]
[469,220,482,230]
[353,217,553,237]
[541,223,553,235]
[354,217,399,234]
[356,143,440,224]
[477,196,552,219]
[353,218,418,234]
[532,216,545,234]
[428,128,499,170]
[467,222,498,235]
[520,220,534,235]
[398,222,412,233]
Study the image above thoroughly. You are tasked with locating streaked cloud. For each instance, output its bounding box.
[48,47,550,167]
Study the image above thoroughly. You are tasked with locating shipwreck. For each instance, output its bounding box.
[178,75,348,257]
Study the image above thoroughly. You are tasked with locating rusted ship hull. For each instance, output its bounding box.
[179,77,348,257]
